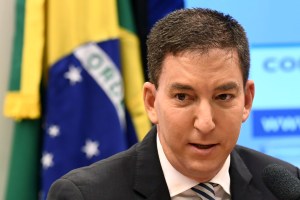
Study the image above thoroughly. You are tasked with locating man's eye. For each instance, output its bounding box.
[217,94,233,101]
[175,93,187,101]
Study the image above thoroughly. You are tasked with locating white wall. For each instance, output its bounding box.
[0,0,15,199]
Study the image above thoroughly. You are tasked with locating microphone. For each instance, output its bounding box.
[262,163,300,200]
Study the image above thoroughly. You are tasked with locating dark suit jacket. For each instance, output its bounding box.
[47,126,300,200]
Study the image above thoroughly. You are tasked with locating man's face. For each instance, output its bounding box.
[144,48,254,182]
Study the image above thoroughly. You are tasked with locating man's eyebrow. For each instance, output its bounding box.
[169,83,194,91]
[215,81,240,91]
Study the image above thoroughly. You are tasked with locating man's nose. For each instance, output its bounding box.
[193,101,215,133]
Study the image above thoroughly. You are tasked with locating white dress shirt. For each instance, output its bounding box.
[157,134,231,200]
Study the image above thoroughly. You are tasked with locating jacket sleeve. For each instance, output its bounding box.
[47,178,84,200]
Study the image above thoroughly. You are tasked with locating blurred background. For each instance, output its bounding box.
[0,0,15,199]
[1,0,300,199]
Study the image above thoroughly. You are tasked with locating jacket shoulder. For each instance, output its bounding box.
[48,144,139,199]
[64,143,138,184]
[233,145,300,177]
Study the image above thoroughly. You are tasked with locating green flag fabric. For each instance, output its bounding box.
[4,0,42,199]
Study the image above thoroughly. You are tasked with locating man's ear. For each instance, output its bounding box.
[242,80,255,122]
[143,82,158,124]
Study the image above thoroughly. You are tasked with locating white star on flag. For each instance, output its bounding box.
[48,125,60,137]
[82,139,100,159]
[41,152,54,169]
[64,65,82,85]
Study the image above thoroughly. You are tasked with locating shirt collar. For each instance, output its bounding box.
[156,133,231,197]
[210,155,231,195]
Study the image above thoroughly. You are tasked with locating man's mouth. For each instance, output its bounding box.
[191,143,216,149]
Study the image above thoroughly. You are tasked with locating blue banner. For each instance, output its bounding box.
[253,109,300,137]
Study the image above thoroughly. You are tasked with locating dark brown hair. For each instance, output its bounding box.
[147,8,250,88]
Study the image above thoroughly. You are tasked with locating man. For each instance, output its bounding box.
[47,8,300,200]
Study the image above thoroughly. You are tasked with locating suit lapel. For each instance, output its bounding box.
[230,148,263,200]
[132,129,266,200]
[133,127,171,200]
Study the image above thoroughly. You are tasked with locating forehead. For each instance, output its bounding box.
[158,48,243,89]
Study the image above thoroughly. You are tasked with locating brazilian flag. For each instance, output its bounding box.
[40,0,150,198]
